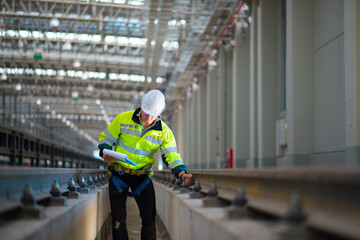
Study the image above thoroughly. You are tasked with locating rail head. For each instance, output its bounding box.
[0,167,108,214]
[154,167,360,240]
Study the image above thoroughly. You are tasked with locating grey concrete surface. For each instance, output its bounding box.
[0,186,110,240]
[154,181,273,240]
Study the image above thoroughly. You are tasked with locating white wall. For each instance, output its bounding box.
[171,0,360,168]
[313,0,345,153]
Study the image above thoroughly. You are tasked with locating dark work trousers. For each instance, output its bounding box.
[109,173,156,240]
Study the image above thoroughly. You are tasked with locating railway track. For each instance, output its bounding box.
[0,167,359,240]
[153,167,360,240]
[0,167,108,215]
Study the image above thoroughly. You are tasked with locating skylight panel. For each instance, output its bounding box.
[128,0,144,6]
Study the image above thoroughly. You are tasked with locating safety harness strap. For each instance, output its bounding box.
[108,163,152,176]
[110,174,129,194]
[130,176,152,197]
[110,173,152,197]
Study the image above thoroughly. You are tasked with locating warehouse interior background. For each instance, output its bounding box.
[0,0,359,168]
[1,1,360,240]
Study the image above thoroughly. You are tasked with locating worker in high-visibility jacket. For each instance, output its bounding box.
[98,89,194,240]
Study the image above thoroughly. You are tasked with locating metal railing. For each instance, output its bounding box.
[0,122,106,168]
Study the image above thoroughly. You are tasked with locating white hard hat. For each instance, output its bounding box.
[141,89,166,116]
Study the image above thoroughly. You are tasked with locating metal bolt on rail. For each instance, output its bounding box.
[105,174,109,183]
[163,175,169,186]
[152,174,157,181]
[163,175,170,187]
[155,174,161,183]
[285,193,306,223]
[273,193,311,240]
[166,175,173,187]
[102,174,107,185]
[98,174,106,186]
[202,182,226,207]
[20,184,45,219]
[180,178,192,194]
[67,178,79,199]
[189,180,203,199]
[50,180,61,197]
[94,175,101,187]
[21,184,36,206]
[68,178,76,191]
[159,175,166,184]
[226,186,248,219]
[170,175,177,187]
[99,175,105,185]
[79,176,90,194]
[173,178,182,191]
[49,180,67,206]
[87,176,96,190]
[162,175,168,185]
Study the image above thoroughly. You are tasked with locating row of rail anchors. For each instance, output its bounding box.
[4,173,108,220]
[152,171,350,240]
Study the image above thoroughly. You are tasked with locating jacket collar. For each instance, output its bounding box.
[132,107,163,131]
[132,107,142,124]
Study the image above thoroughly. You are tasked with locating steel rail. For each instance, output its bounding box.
[0,167,107,214]
[154,167,360,240]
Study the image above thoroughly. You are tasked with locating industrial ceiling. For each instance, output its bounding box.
[0,0,248,152]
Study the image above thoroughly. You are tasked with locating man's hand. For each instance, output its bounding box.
[178,171,194,185]
[103,153,116,163]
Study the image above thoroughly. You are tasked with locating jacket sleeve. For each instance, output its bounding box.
[160,128,187,177]
[98,114,121,157]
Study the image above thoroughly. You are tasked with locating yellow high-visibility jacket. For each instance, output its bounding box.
[98,107,187,176]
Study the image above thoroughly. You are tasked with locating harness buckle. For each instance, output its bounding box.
[118,169,124,175]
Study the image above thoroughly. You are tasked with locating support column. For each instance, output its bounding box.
[283,0,314,166]
[218,47,226,168]
[206,66,219,169]
[19,97,22,127]
[249,2,259,168]
[218,46,233,168]
[13,95,17,126]
[184,99,191,166]
[176,106,185,162]
[224,49,233,167]
[187,96,195,168]
[8,95,12,124]
[183,100,188,167]
[198,75,207,169]
[257,0,279,167]
[192,89,199,169]
[2,94,6,122]
[232,20,250,168]
[345,0,360,165]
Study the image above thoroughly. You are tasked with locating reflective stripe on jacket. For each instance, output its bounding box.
[98,107,187,175]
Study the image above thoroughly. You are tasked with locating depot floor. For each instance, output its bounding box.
[106,197,169,240]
